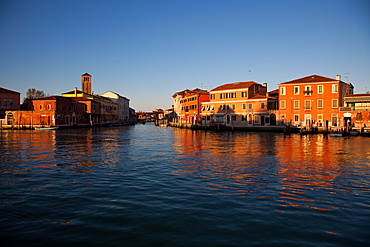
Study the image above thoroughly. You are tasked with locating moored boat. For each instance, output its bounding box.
[330,127,343,137]
[34,126,59,130]
[361,130,370,137]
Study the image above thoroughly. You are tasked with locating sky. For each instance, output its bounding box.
[0,0,369,112]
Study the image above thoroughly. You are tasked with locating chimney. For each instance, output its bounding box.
[263,83,267,88]
[336,75,341,81]
[74,87,77,97]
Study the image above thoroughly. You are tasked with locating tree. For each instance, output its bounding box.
[23,88,48,103]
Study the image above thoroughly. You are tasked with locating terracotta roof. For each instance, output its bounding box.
[0,87,21,94]
[268,89,279,94]
[280,74,337,85]
[33,96,74,102]
[82,73,91,76]
[210,81,258,91]
[249,94,268,99]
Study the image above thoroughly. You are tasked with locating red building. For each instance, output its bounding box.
[0,87,21,120]
[5,96,95,128]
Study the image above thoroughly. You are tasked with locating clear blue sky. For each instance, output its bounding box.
[1,0,369,112]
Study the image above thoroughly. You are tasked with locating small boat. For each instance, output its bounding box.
[348,129,359,136]
[34,126,59,130]
[361,130,370,137]
[330,127,343,137]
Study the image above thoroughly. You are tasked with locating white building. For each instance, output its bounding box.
[100,91,130,123]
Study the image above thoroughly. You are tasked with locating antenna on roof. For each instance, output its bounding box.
[344,72,350,83]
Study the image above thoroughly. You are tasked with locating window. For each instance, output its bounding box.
[318,85,324,94]
[210,94,215,100]
[9,98,13,107]
[220,94,224,99]
[220,105,225,110]
[211,105,214,111]
[280,87,286,95]
[248,103,253,110]
[242,115,247,121]
[280,100,286,109]
[231,92,236,98]
[294,100,299,109]
[332,99,338,108]
[232,115,236,121]
[47,104,51,110]
[294,114,299,122]
[3,98,7,107]
[294,86,299,95]
[261,103,265,109]
[332,114,338,126]
[254,115,260,124]
[304,100,311,110]
[241,91,247,97]
[242,103,246,110]
[232,104,236,110]
[202,106,205,111]
[39,104,43,110]
[226,93,230,98]
[317,99,323,108]
[332,84,338,93]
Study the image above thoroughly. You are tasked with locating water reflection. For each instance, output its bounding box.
[172,129,370,213]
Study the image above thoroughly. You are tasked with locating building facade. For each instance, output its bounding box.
[278,75,353,127]
[200,81,278,127]
[100,91,130,123]
[179,88,210,124]
[0,87,21,120]
[340,93,370,129]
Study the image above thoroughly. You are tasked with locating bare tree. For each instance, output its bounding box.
[23,88,48,103]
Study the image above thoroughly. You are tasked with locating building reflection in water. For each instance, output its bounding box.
[171,129,369,213]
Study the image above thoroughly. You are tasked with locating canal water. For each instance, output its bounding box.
[0,123,369,246]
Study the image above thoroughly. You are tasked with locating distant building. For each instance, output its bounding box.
[278,74,353,127]
[100,91,130,123]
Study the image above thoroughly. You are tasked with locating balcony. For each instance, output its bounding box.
[303,90,313,96]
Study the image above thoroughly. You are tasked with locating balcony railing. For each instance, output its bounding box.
[340,106,370,112]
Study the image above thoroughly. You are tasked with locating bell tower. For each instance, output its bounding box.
[81,73,92,94]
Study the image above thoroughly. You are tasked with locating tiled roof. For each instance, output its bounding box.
[211,81,258,91]
[82,73,91,76]
[0,87,21,94]
[33,96,74,102]
[249,94,267,99]
[268,89,279,94]
[280,74,336,85]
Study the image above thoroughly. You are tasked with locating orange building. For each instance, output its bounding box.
[179,88,209,124]
[278,74,353,127]
[200,81,278,127]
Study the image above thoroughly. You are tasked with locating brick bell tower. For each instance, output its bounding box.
[81,73,92,94]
